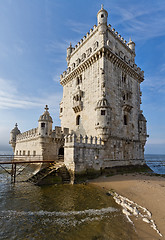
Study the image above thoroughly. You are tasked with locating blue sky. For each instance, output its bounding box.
[0,0,165,154]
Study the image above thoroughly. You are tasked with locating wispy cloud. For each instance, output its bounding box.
[66,20,90,34]
[160,63,165,73]
[46,40,68,53]
[0,78,62,110]
[142,75,165,93]
[111,2,165,41]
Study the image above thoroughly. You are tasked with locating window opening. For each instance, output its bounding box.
[101,14,104,18]
[41,123,45,128]
[124,115,128,125]
[77,77,80,85]
[76,115,81,125]
[101,110,106,115]
[58,147,64,156]
[122,73,127,83]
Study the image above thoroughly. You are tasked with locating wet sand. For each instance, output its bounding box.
[90,173,165,240]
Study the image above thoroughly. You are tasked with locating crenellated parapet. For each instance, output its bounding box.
[16,128,39,141]
[60,46,144,86]
[64,134,104,147]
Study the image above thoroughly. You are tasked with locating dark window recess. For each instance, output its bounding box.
[41,123,45,128]
[124,115,128,125]
[59,147,64,156]
[101,14,104,18]
[76,75,82,85]
[76,115,81,125]
[60,108,63,113]
[101,110,106,115]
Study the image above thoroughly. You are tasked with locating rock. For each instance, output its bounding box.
[142,218,150,223]
[122,208,131,216]
[106,192,112,196]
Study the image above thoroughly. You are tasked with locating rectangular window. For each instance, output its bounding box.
[101,110,106,115]
[124,115,128,125]
[41,123,45,128]
[33,151,36,156]
[28,151,30,156]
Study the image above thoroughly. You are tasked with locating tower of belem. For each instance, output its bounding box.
[9,6,148,177]
[60,6,148,173]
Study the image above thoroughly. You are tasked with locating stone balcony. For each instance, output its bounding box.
[72,100,83,113]
[122,100,133,112]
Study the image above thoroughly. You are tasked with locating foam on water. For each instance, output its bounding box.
[1,206,118,218]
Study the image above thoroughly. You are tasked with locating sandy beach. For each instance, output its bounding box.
[90,173,165,240]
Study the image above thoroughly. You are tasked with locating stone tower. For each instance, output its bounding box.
[38,105,53,137]
[9,123,21,152]
[60,5,148,167]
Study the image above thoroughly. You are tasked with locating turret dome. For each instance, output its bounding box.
[96,94,110,109]
[39,105,53,123]
[139,111,146,122]
[97,4,108,26]
[10,123,20,135]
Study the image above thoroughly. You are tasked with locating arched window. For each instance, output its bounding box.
[101,14,104,18]
[76,115,81,125]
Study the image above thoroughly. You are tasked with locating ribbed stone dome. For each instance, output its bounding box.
[38,105,53,123]
[10,123,20,135]
[139,111,146,122]
[96,96,110,109]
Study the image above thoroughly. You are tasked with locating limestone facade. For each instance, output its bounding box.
[9,6,148,176]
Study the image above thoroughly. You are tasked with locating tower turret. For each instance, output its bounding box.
[127,38,135,53]
[66,42,73,65]
[138,110,148,144]
[95,93,111,141]
[38,105,53,137]
[97,4,108,26]
[9,123,21,152]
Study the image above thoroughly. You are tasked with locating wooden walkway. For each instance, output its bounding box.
[0,155,63,183]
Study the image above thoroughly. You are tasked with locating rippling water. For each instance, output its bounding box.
[145,154,165,174]
[0,177,138,240]
[1,152,164,239]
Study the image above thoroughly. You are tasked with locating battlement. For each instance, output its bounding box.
[60,7,144,85]
[65,134,104,146]
[68,23,132,60]
[16,128,39,141]
[60,47,144,86]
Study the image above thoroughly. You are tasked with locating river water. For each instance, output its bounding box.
[1,153,164,239]
[0,179,138,240]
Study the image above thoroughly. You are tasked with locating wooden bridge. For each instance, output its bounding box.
[0,155,65,183]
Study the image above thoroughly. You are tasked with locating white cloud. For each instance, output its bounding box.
[66,20,90,34]
[142,75,165,93]
[111,2,165,41]
[0,78,62,110]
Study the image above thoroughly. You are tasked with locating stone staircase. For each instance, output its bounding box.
[27,162,70,185]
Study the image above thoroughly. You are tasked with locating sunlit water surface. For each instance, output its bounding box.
[0,175,138,240]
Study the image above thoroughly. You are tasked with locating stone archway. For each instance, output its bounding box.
[58,147,64,161]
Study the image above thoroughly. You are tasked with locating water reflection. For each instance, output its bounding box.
[0,178,138,240]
